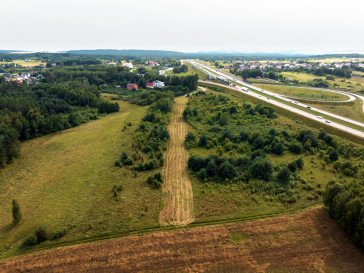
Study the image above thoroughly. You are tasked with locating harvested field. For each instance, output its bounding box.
[1,207,363,272]
[159,96,195,226]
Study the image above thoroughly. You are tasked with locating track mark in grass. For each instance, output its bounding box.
[159,96,195,226]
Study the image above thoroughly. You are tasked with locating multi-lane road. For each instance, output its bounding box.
[187,60,364,139]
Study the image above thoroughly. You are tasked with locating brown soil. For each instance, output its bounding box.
[1,207,363,273]
[159,96,195,226]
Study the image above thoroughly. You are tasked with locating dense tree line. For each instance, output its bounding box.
[0,81,118,168]
[324,180,364,250]
[42,65,198,92]
[172,64,188,73]
[232,68,263,80]
[311,67,352,78]
[114,91,174,175]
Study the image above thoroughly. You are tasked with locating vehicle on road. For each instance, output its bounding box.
[325,120,331,123]
[241,87,248,92]
[307,106,311,109]
[318,116,323,119]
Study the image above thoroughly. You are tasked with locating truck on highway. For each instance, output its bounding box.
[241,87,248,92]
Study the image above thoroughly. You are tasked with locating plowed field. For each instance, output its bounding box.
[1,207,363,272]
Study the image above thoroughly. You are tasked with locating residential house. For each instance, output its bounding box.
[153,80,165,88]
[126,83,138,90]
[122,62,133,69]
[146,82,154,88]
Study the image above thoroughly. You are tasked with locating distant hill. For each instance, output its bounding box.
[0,50,23,54]
[66,49,185,57]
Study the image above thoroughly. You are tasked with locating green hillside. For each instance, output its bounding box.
[0,101,162,256]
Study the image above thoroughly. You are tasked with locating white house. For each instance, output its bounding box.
[153,80,165,88]
[122,62,133,69]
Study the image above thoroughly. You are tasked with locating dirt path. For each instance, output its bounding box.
[159,96,194,226]
[1,207,363,272]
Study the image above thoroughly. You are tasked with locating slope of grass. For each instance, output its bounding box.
[187,86,363,223]
[254,84,348,101]
[311,98,364,123]
[281,71,364,93]
[166,63,207,79]
[0,101,162,256]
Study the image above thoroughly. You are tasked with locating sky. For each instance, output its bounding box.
[2,0,364,53]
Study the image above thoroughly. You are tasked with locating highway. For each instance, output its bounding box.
[186,60,364,139]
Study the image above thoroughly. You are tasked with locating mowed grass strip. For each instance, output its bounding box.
[0,101,162,255]
[159,96,195,226]
[255,84,349,101]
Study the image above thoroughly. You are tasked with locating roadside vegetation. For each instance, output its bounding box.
[254,84,349,101]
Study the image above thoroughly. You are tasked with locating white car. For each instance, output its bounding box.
[325,120,331,123]
[318,116,323,119]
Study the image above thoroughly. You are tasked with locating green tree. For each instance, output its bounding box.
[206,160,217,177]
[329,150,339,162]
[272,142,284,155]
[248,158,273,181]
[277,167,291,184]
[219,112,230,126]
[198,134,208,147]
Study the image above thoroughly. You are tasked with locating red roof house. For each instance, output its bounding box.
[127,83,138,90]
[146,82,154,88]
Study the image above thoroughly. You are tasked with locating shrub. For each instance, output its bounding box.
[12,200,21,225]
[121,151,128,161]
[295,158,304,169]
[185,132,196,143]
[51,229,68,240]
[146,172,163,189]
[198,168,207,180]
[123,158,134,166]
[329,150,339,162]
[206,160,217,177]
[154,172,163,183]
[251,149,266,160]
[35,226,48,243]
[254,136,265,149]
[287,161,297,172]
[289,141,303,154]
[272,142,285,155]
[248,158,273,181]
[198,134,208,147]
[21,234,37,248]
[239,130,250,142]
[188,155,206,172]
[217,161,236,180]
[277,167,291,184]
